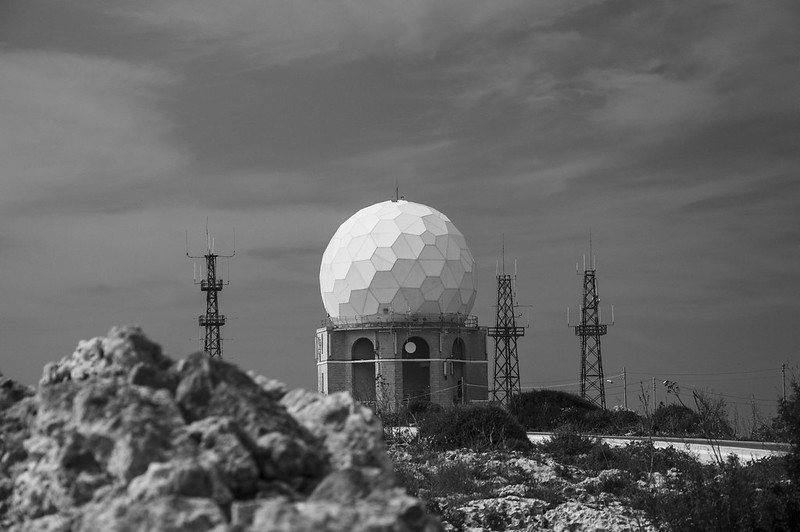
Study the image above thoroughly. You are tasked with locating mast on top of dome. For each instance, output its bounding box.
[393,179,405,202]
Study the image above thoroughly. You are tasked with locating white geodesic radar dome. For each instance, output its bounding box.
[320,200,477,319]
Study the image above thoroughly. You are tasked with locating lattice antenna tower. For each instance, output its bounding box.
[489,236,528,407]
[567,233,614,409]
[187,225,235,358]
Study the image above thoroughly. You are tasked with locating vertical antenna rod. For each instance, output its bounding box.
[188,226,235,358]
[502,233,505,275]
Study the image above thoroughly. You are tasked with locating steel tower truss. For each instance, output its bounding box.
[489,274,525,406]
[188,231,233,359]
[199,253,226,358]
[574,269,608,409]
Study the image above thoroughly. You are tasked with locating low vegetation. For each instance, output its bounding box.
[416,404,532,452]
[383,381,800,531]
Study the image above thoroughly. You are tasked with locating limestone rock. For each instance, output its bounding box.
[0,374,35,497]
[248,371,289,401]
[237,491,441,532]
[0,326,440,532]
[457,495,549,530]
[184,416,260,498]
[78,495,228,532]
[281,388,393,474]
[126,458,232,506]
[40,325,171,387]
[544,500,654,532]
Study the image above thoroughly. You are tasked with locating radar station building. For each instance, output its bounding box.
[316,199,488,408]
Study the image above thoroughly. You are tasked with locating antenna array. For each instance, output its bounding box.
[568,235,613,409]
[187,226,235,358]
[489,239,527,407]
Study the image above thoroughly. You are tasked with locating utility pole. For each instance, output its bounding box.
[653,377,657,412]
[782,363,786,400]
[623,366,628,410]
[188,226,234,358]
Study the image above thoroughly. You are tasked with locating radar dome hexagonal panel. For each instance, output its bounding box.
[320,200,477,319]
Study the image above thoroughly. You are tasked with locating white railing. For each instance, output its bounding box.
[323,312,480,330]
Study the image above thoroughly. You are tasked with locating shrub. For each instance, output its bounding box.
[536,430,600,461]
[416,404,532,451]
[615,440,699,476]
[691,390,734,440]
[778,380,800,482]
[510,390,644,434]
[509,390,598,431]
[637,456,800,532]
[652,404,701,436]
[607,409,643,434]
[407,399,442,417]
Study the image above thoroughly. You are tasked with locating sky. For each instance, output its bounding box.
[1,0,798,425]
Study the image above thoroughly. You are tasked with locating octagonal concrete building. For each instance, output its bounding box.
[315,199,488,408]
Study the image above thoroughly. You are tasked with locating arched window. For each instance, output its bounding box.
[451,338,466,403]
[402,336,430,402]
[351,338,375,402]
[402,337,430,359]
[452,337,465,359]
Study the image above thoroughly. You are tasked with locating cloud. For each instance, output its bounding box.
[0,50,186,214]
[585,70,717,130]
[115,0,596,65]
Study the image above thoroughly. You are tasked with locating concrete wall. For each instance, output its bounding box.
[317,323,488,408]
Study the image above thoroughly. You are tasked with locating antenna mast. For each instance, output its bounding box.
[489,240,527,407]
[188,226,235,358]
[569,234,612,409]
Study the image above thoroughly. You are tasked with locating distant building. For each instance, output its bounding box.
[316,199,488,407]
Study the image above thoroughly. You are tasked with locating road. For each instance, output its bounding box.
[527,432,791,464]
[385,427,790,464]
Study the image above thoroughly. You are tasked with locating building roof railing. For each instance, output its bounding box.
[322,312,480,330]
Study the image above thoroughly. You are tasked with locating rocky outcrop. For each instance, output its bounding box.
[390,447,656,532]
[543,500,651,532]
[0,374,36,520]
[0,326,441,532]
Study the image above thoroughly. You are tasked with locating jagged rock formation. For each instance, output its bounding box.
[0,326,441,532]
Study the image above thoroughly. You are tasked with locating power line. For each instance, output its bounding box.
[627,368,776,377]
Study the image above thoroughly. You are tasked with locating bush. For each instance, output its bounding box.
[407,399,442,417]
[652,404,701,436]
[778,380,800,482]
[510,390,644,434]
[607,409,643,433]
[691,390,734,439]
[616,440,699,476]
[416,404,532,451]
[536,430,600,461]
[637,456,800,532]
[509,390,599,431]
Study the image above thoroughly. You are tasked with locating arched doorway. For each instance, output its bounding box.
[452,338,466,403]
[402,336,430,402]
[452,338,465,359]
[352,338,376,402]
